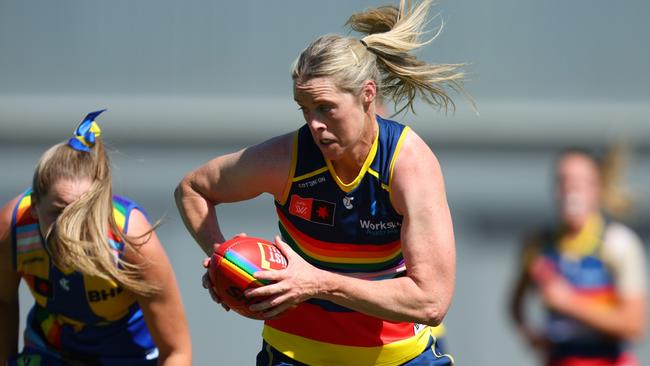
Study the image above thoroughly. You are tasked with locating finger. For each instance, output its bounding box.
[202,272,211,289]
[252,269,284,282]
[208,287,221,303]
[262,300,295,319]
[273,235,294,259]
[250,292,292,312]
[246,282,283,298]
[202,257,211,268]
[234,233,248,238]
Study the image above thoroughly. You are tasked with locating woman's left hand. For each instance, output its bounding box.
[245,235,325,318]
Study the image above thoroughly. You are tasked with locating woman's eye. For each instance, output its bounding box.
[319,105,333,113]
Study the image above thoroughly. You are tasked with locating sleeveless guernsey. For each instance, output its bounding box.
[536,215,635,361]
[11,189,158,365]
[264,117,439,366]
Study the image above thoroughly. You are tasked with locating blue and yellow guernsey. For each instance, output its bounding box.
[265,116,449,366]
[10,189,157,365]
[535,215,627,360]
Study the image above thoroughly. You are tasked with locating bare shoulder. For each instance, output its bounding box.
[242,132,294,173]
[125,207,154,237]
[393,128,440,180]
[234,132,295,198]
[121,207,166,266]
[390,128,444,214]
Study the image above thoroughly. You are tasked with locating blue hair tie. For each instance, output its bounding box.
[68,109,106,152]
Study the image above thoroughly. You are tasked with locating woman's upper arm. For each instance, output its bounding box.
[389,130,455,297]
[184,133,293,203]
[124,209,191,362]
[0,197,22,296]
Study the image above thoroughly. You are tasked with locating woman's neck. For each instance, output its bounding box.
[330,114,378,184]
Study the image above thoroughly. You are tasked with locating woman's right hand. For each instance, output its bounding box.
[201,233,248,311]
[201,257,230,312]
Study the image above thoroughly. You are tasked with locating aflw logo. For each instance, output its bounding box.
[359,219,401,231]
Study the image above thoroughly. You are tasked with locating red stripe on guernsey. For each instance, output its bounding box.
[277,209,401,259]
[16,229,39,240]
[266,302,414,347]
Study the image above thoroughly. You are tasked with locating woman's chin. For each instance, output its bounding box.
[318,144,343,160]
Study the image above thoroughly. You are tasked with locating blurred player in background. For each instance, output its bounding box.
[510,147,647,366]
[0,111,191,365]
[176,1,466,364]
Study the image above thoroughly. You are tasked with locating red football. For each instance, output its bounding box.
[208,236,288,319]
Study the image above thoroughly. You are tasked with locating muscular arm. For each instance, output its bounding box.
[322,131,455,324]
[174,134,292,255]
[125,210,192,366]
[252,130,456,325]
[0,197,22,365]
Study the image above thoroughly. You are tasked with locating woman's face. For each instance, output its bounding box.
[33,178,92,239]
[555,153,601,229]
[294,77,374,161]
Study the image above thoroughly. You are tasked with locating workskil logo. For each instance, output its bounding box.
[289,194,336,226]
[359,218,401,235]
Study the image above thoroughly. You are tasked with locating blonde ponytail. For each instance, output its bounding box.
[600,142,633,219]
[33,140,159,296]
[292,0,468,115]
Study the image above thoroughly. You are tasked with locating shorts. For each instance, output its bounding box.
[256,336,454,366]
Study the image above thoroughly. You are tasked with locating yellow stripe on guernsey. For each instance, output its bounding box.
[367,168,390,191]
[264,326,432,366]
[278,132,300,205]
[430,324,445,338]
[388,126,410,192]
[325,129,379,193]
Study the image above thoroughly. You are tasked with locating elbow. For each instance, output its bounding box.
[174,176,192,208]
[419,302,447,327]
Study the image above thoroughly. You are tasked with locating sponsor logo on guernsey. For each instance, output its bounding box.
[343,196,354,210]
[87,286,124,302]
[359,218,401,235]
[297,176,326,189]
[59,278,70,291]
[289,194,335,226]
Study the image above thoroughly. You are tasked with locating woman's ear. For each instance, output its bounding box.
[361,79,377,104]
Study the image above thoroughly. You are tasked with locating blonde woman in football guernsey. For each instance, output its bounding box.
[176,1,465,365]
[510,148,647,366]
[0,111,191,366]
